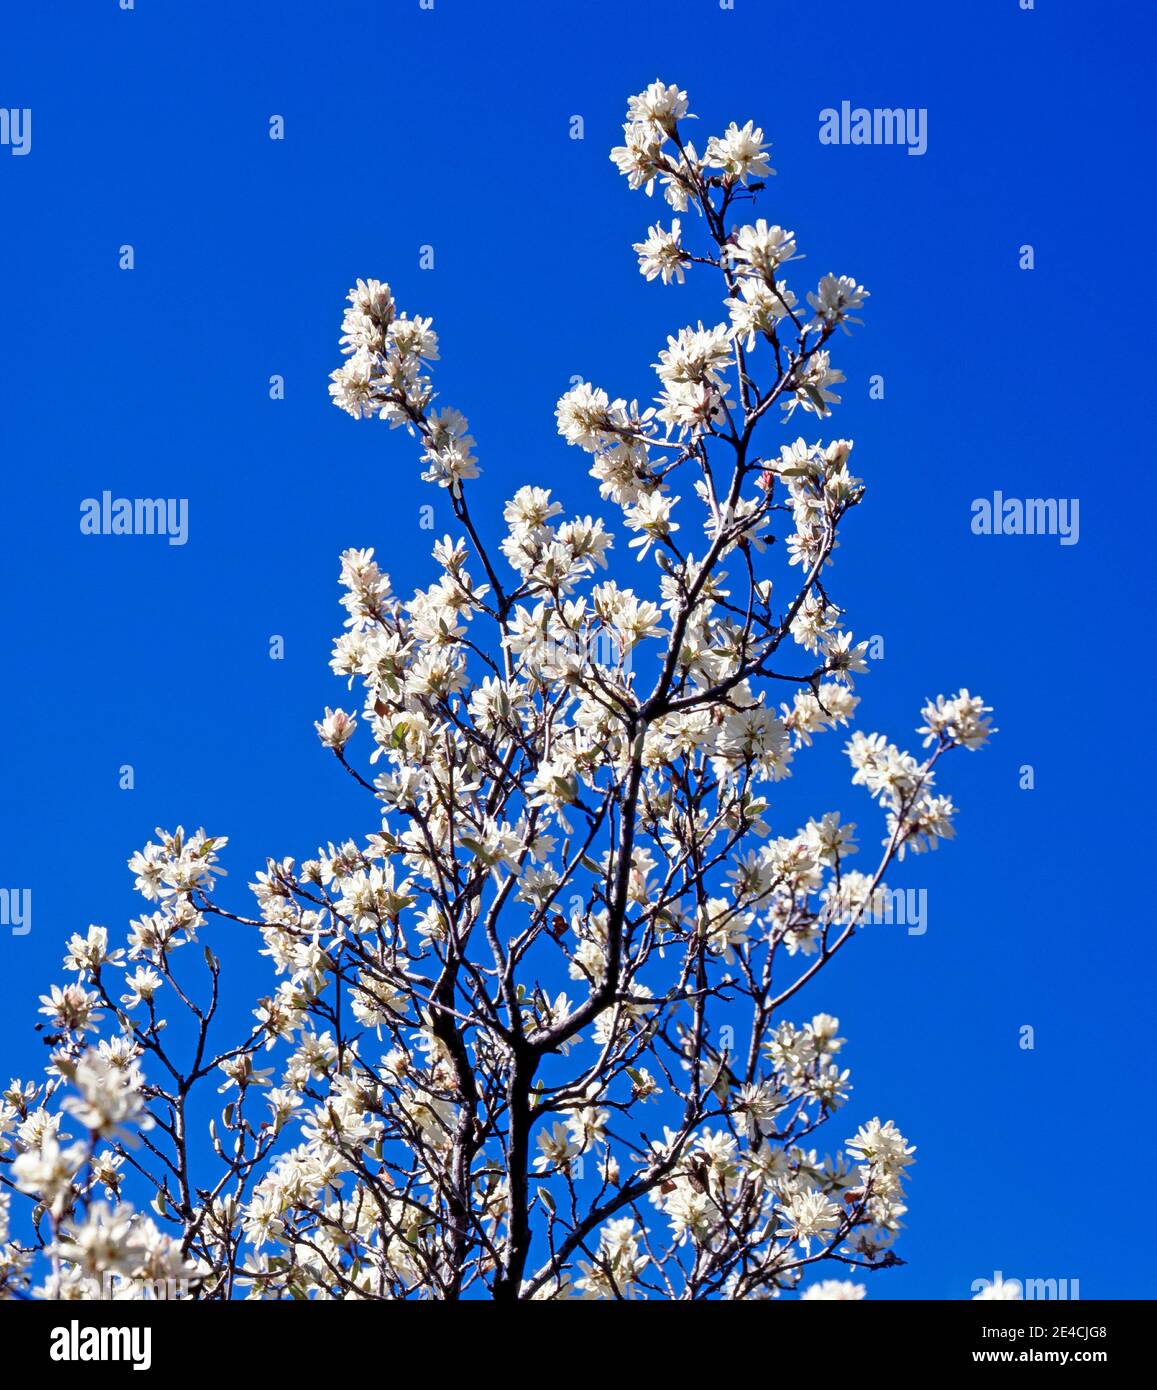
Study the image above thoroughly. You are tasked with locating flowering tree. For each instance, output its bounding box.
[1,81,993,1302]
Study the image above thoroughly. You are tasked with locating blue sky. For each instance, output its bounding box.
[1,0,1153,1298]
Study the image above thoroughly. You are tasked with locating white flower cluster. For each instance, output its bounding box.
[847,698,993,857]
[327,280,483,496]
[45,1202,201,1300]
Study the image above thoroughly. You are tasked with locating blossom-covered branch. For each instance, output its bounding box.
[0,80,992,1302]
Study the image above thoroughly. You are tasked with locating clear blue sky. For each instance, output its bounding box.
[0,0,1153,1298]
